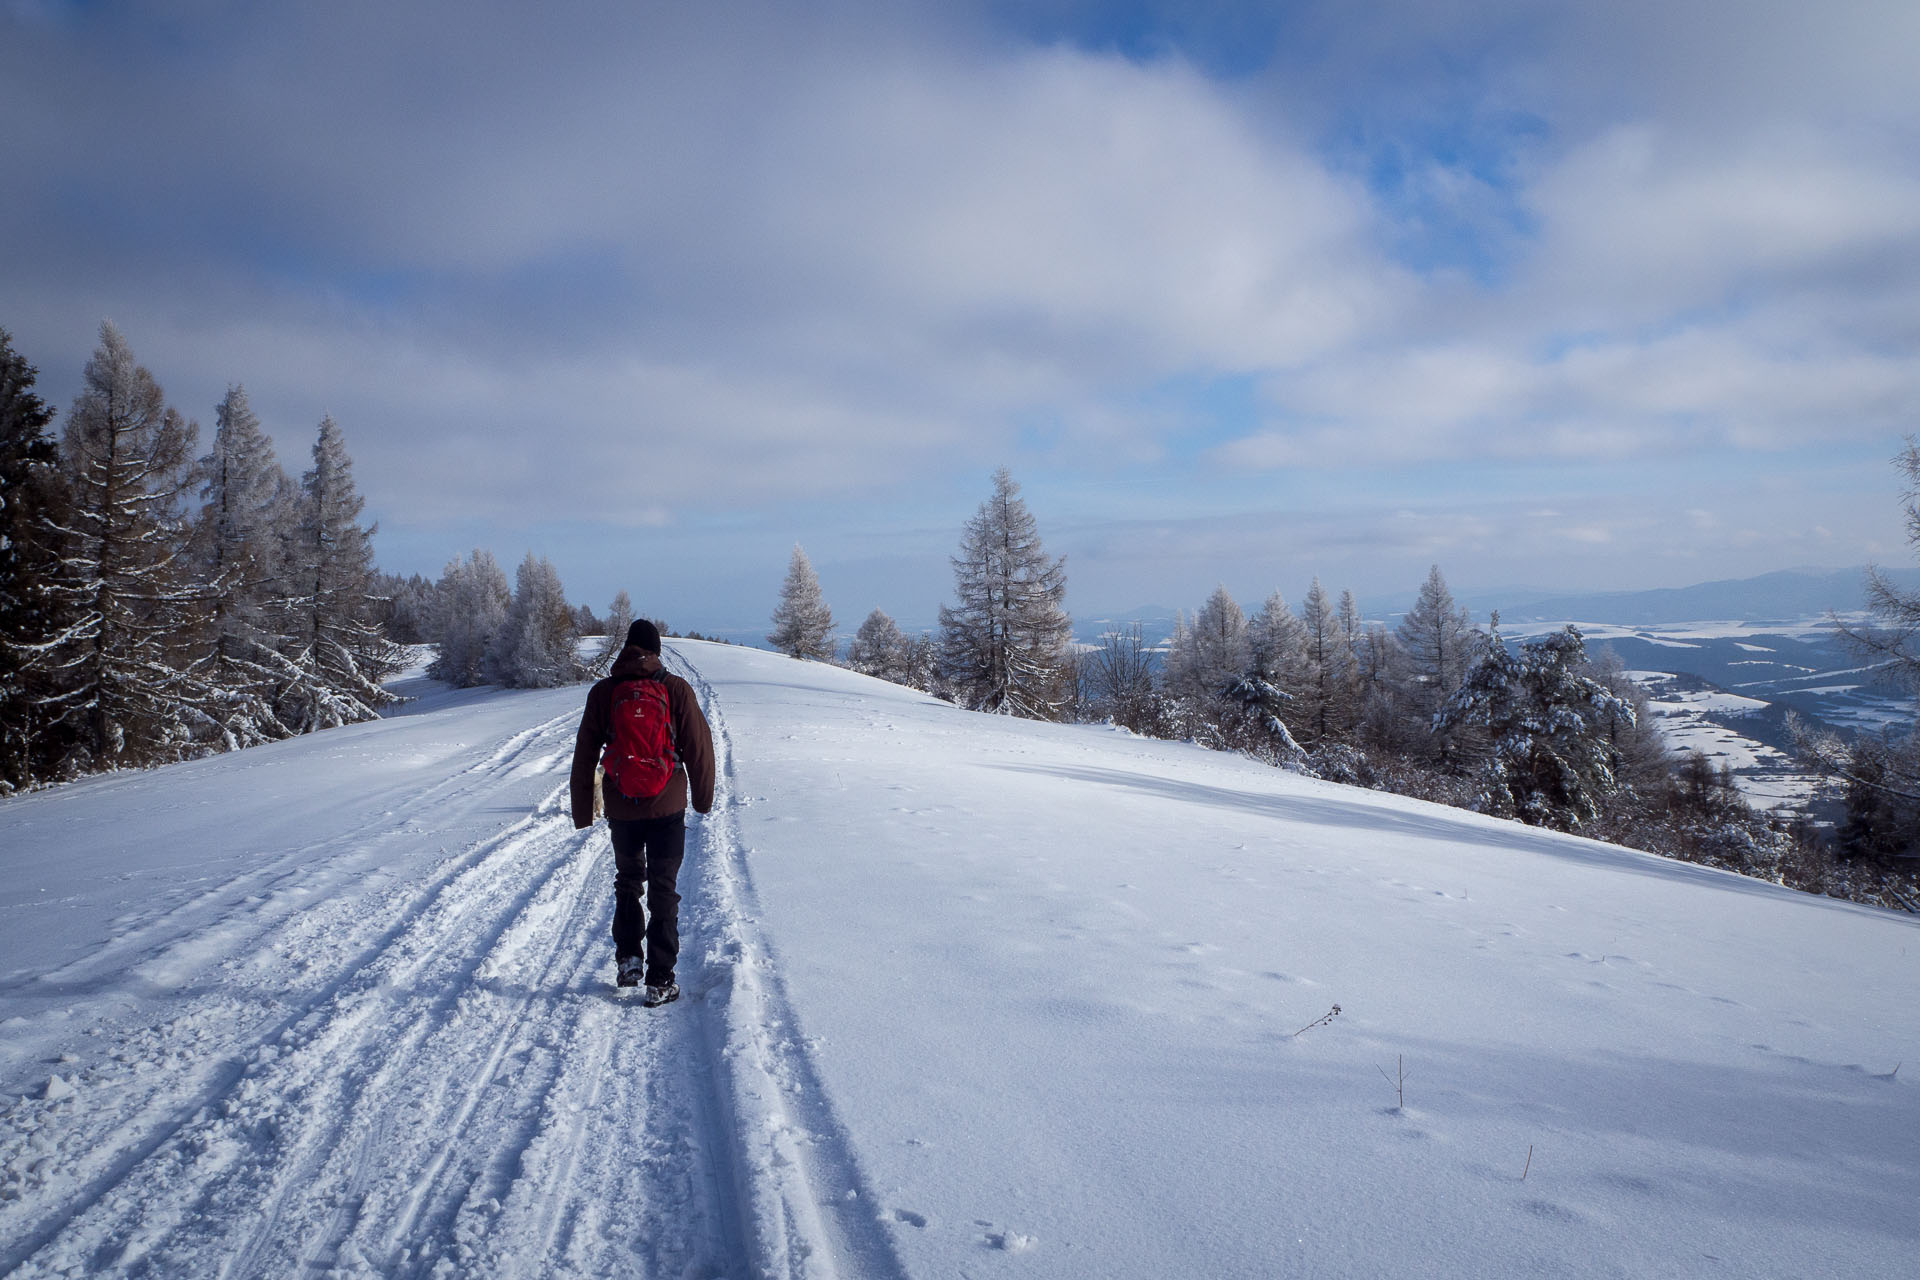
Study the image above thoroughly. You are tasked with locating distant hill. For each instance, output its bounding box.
[1460,567,1920,627]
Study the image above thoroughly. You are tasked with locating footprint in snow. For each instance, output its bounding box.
[890,1208,928,1228]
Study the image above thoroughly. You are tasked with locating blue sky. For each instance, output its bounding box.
[5,0,1918,631]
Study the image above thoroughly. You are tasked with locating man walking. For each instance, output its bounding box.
[571,619,715,1005]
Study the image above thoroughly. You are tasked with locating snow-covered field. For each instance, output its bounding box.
[1630,671,1820,812]
[2,641,1914,1278]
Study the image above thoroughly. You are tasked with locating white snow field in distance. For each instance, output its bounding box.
[0,640,1912,1278]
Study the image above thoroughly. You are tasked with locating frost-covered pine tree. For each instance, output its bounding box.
[430,549,511,687]
[484,553,585,688]
[1437,625,1631,831]
[281,416,397,728]
[45,322,210,772]
[0,327,77,790]
[593,589,634,675]
[847,608,909,682]
[938,468,1071,718]
[768,544,835,661]
[191,384,299,748]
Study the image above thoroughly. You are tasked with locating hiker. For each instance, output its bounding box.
[570,618,715,1005]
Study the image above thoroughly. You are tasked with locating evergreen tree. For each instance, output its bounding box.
[938,468,1072,718]
[46,322,209,771]
[1582,645,1668,790]
[593,589,634,675]
[768,544,835,660]
[1395,564,1480,756]
[190,384,300,748]
[0,328,77,789]
[485,553,585,687]
[847,608,909,682]
[430,549,511,686]
[281,415,397,728]
[1437,625,1631,831]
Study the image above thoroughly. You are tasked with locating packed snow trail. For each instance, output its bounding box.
[0,650,893,1279]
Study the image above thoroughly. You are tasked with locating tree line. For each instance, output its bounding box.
[1,324,395,792]
[767,467,1919,910]
[376,556,637,691]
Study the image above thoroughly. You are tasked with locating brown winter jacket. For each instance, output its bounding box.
[570,647,715,828]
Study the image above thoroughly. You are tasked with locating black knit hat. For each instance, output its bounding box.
[625,618,661,653]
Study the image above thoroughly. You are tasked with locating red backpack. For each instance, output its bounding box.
[602,674,677,800]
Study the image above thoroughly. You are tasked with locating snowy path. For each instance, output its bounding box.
[0,651,887,1279]
[5,641,1917,1278]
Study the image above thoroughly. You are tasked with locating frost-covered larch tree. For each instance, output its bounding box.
[0,327,77,790]
[938,468,1071,718]
[1248,590,1309,690]
[768,544,835,661]
[1293,578,1349,745]
[1166,585,1251,709]
[1437,625,1630,831]
[191,384,299,748]
[430,549,511,687]
[282,415,397,728]
[847,608,910,682]
[485,553,584,688]
[45,322,210,771]
[1395,564,1480,755]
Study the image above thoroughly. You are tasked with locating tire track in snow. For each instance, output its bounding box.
[0,788,591,1278]
[668,646,909,1280]
[4,709,581,1010]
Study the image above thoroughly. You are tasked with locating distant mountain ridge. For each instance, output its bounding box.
[1084,567,1920,640]
[1459,567,1920,627]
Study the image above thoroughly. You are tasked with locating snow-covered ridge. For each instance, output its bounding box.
[2,641,1914,1277]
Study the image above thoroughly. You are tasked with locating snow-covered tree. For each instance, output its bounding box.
[1395,564,1481,756]
[1437,625,1631,831]
[938,468,1072,718]
[430,549,510,687]
[847,608,909,682]
[1581,645,1668,789]
[593,589,634,675]
[375,572,438,645]
[190,384,301,748]
[1247,590,1309,689]
[0,327,76,789]
[1166,585,1251,708]
[485,553,585,688]
[768,544,835,661]
[45,322,209,771]
[1219,673,1308,766]
[1293,578,1350,745]
[280,415,397,728]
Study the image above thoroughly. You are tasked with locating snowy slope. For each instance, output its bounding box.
[2,642,1915,1278]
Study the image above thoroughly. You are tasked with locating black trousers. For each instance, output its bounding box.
[608,812,686,986]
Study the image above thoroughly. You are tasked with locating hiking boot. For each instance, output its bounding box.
[616,956,645,988]
[642,982,680,1008]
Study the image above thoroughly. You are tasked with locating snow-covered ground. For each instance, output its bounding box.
[2,641,1914,1278]
[1629,671,1821,813]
